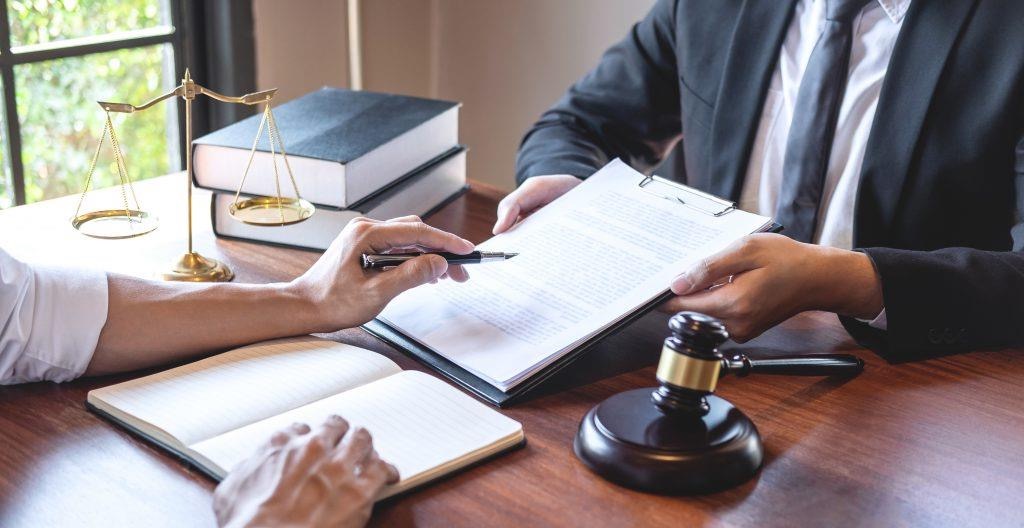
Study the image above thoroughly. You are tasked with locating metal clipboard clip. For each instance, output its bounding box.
[638,175,736,217]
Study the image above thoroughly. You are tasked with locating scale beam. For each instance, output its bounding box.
[73,68,313,283]
[98,86,184,113]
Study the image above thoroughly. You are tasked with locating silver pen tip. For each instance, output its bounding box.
[505,253,519,259]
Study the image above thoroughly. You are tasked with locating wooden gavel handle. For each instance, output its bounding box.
[723,354,864,377]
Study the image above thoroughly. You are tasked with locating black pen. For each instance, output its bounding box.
[361,251,518,269]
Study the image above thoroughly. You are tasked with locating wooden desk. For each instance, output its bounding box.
[1,175,1023,527]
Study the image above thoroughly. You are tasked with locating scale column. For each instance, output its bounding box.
[185,96,193,254]
[160,69,234,282]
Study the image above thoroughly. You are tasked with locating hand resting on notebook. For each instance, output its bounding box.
[213,415,398,528]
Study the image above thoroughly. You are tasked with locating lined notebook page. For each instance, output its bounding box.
[379,159,772,390]
[88,336,401,446]
[189,371,524,493]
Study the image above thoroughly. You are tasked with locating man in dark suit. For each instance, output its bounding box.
[493,0,1024,359]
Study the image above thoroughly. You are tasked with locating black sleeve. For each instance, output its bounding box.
[842,133,1024,360]
[514,0,682,185]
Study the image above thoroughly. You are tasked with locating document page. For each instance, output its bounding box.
[379,159,772,391]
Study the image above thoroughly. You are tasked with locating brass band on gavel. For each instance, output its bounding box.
[655,346,722,393]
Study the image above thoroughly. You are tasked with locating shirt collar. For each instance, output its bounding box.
[875,0,911,24]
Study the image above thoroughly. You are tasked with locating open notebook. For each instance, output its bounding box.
[87,336,524,499]
[367,159,776,405]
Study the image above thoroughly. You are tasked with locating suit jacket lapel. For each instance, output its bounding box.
[855,0,979,247]
[708,0,798,201]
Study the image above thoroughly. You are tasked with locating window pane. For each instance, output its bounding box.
[17,44,179,203]
[8,0,171,48]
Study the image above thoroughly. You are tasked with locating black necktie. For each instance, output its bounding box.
[775,0,871,243]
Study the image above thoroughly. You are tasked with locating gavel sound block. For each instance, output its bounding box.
[574,312,863,495]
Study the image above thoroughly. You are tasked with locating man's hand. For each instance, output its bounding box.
[289,215,475,332]
[213,416,399,528]
[662,234,883,342]
[492,174,582,234]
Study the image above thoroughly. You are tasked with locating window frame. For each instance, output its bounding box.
[0,0,187,206]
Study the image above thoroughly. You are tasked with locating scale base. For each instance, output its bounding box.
[160,252,234,282]
[574,388,763,495]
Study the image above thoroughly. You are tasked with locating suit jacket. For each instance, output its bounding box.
[515,0,1024,360]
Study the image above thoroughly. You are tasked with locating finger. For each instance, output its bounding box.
[311,414,350,449]
[444,264,469,283]
[657,297,681,314]
[364,222,474,255]
[663,288,733,317]
[383,461,400,484]
[260,422,309,452]
[671,241,761,295]
[266,431,291,449]
[385,215,422,223]
[288,422,312,436]
[371,254,448,299]
[331,427,375,470]
[295,432,334,474]
[357,455,398,491]
[360,450,400,484]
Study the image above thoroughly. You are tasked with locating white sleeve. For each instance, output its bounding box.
[0,249,109,384]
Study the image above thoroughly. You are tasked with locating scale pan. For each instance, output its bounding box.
[228,196,315,226]
[72,209,159,239]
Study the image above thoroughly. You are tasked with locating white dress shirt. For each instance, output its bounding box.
[0,248,108,384]
[738,0,909,328]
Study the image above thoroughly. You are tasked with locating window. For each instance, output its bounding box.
[0,0,185,208]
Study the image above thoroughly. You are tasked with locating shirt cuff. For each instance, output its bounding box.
[855,308,888,331]
[1,264,109,384]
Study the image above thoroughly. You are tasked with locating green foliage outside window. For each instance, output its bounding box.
[2,0,176,205]
[18,45,174,203]
[8,0,166,47]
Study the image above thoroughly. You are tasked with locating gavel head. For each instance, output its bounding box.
[651,312,730,415]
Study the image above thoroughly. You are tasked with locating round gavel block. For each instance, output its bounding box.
[574,388,764,495]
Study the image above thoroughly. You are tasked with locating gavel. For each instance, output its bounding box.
[574,312,863,494]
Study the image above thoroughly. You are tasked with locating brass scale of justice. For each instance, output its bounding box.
[71,69,314,282]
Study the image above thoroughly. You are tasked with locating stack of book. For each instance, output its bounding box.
[192,87,465,250]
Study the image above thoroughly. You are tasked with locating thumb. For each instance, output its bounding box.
[373,254,448,300]
[493,199,521,235]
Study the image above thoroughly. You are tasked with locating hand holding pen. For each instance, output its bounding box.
[361,251,518,269]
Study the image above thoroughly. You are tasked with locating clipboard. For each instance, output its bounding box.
[364,174,782,407]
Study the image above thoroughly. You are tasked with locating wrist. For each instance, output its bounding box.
[814,247,884,319]
[276,280,332,334]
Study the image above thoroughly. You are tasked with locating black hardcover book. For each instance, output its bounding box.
[212,147,469,251]
[193,87,460,209]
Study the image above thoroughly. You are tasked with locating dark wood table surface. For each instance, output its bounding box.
[1,174,1023,527]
